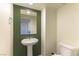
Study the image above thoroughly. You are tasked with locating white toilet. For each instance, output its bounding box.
[58,42,79,56]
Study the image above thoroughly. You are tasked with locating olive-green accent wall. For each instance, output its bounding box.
[13,5,41,56]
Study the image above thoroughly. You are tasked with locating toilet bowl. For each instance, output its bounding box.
[59,42,79,56]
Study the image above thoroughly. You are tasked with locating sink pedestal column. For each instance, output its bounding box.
[21,38,38,56]
[27,45,33,56]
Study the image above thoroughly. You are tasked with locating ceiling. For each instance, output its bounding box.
[14,3,65,10]
[45,3,65,8]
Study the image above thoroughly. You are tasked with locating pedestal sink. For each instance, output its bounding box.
[21,38,38,56]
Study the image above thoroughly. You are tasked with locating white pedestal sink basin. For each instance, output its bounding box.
[21,38,38,56]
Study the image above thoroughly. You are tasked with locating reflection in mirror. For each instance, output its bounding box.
[20,9,37,35]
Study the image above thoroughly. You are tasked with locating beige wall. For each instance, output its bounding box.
[45,7,57,55]
[57,4,79,54]
[0,3,13,55]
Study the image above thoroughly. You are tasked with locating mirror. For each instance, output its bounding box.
[20,9,37,34]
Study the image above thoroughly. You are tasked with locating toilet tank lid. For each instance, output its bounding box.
[60,42,78,49]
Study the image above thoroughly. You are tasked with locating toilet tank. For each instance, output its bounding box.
[59,42,79,56]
